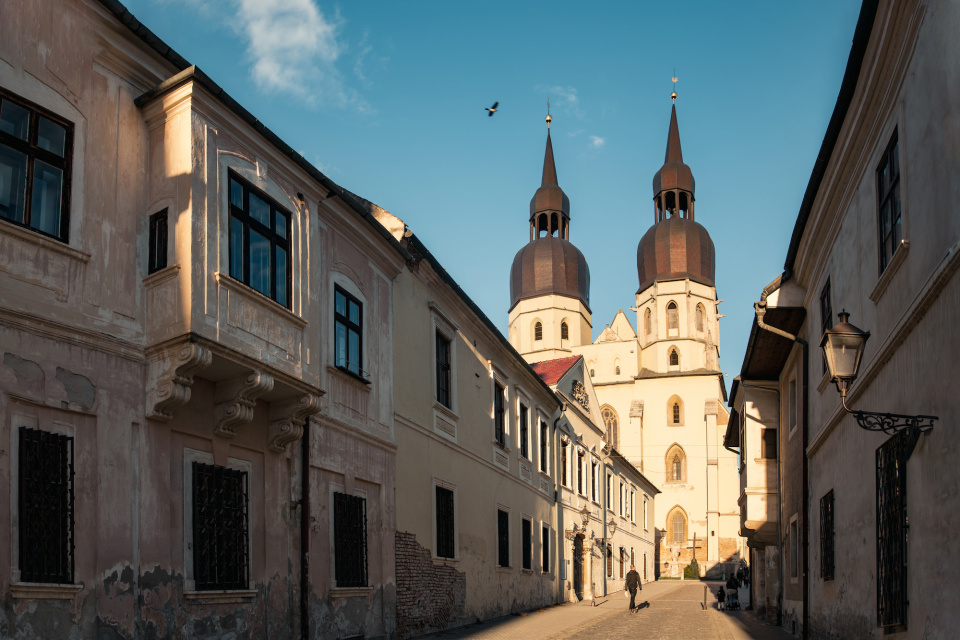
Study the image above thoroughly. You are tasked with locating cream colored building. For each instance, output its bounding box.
[510,113,741,578]
[727,0,960,636]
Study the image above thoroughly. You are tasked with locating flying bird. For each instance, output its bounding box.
[486,101,498,116]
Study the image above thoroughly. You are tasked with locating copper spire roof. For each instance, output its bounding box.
[652,104,695,198]
[530,131,570,219]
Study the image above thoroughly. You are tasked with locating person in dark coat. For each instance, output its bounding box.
[625,564,641,611]
[736,565,744,587]
[716,585,726,611]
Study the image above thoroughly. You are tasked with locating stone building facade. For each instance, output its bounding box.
[727,0,960,637]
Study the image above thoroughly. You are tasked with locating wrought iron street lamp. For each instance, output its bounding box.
[820,310,936,436]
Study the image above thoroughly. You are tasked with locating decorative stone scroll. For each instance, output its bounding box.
[268,393,323,452]
[571,380,589,412]
[214,371,275,438]
[148,343,213,421]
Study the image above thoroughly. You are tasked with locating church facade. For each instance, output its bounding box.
[509,105,742,578]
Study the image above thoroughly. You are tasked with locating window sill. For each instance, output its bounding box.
[215,272,306,328]
[331,587,373,598]
[0,217,90,263]
[432,556,459,566]
[493,441,510,453]
[327,364,372,389]
[10,582,83,599]
[496,566,512,573]
[184,589,257,604]
[143,263,180,287]
[817,368,831,395]
[433,401,459,422]
[869,240,909,303]
[521,568,534,575]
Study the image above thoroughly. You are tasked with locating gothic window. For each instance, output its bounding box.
[877,130,902,274]
[667,302,679,331]
[644,308,652,336]
[672,456,681,480]
[665,445,686,482]
[667,396,684,426]
[695,304,705,332]
[601,405,619,449]
[668,508,687,546]
[614,359,620,375]
[669,348,679,367]
[561,322,569,340]
[672,403,680,424]
[534,321,543,342]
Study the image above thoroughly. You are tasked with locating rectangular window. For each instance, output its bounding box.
[541,525,550,572]
[18,427,74,584]
[619,547,624,578]
[606,544,612,577]
[539,420,548,473]
[519,403,529,459]
[877,432,909,628]
[643,497,648,529]
[333,492,368,588]
[630,490,636,523]
[820,280,833,374]
[334,286,364,378]
[606,474,612,510]
[789,518,798,579]
[436,331,451,409]
[148,209,168,274]
[789,378,797,431]
[820,490,835,581]
[762,429,777,459]
[591,460,598,502]
[436,486,455,559]
[497,509,509,568]
[521,518,532,570]
[877,131,902,274]
[0,88,73,242]
[494,383,506,446]
[193,462,248,590]
[561,441,568,486]
[577,449,584,494]
[227,172,290,307]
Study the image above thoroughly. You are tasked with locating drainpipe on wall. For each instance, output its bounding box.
[300,417,311,640]
[553,404,566,605]
[754,294,809,639]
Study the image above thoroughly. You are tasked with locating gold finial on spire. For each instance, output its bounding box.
[671,68,678,103]
[545,96,552,128]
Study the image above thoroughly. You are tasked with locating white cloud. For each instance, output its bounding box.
[589,135,606,148]
[232,0,368,110]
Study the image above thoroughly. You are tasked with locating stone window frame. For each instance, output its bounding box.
[560,320,569,342]
[540,521,553,574]
[876,128,903,275]
[491,366,510,450]
[0,86,75,243]
[666,301,680,336]
[533,320,543,343]
[600,404,619,449]
[514,388,532,461]
[520,514,534,572]
[668,346,680,370]
[329,273,370,385]
[643,496,649,530]
[430,303,460,440]
[183,448,255,597]
[666,506,688,547]
[667,395,685,426]
[496,505,511,569]
[537,412,551,476]
[432,478,458,562]
[665,444,687,484]
[695,303,705,333]
[591,457,599,504]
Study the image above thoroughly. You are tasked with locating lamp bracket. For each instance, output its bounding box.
[849,409,936,436]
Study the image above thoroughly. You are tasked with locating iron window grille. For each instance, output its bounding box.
[541,525,550,572]
[519,404,529,459]
[521,519,532,570]
[193,462,248,590]
[820,280,833,373]
[494,383,505,446]
[435,486,455,559]
[820,490,835,581]
[497,510,509,568]
[333,492,368,588]
[876,131,902,274]
[19,427,74,584]
[228,171,291,307]
[334,285,366,379]
[669,349,679,367]
[148,209,168,275]
[0,88,73,242]
[539,421,548,472]
[436,331,451,408]
[534,322,542,341]
[877,432,909,628]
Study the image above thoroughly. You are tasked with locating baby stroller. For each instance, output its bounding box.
[726,589,740,611]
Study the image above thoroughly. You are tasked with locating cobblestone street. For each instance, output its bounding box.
[416,581,796,640]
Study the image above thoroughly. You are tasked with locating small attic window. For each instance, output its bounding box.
[534,322,543,341]
[561,322,569,341]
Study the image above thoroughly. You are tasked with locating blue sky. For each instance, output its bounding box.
[125,0,862,383]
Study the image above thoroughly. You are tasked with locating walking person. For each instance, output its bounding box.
[717,585,726,611]
[625,564,641,612]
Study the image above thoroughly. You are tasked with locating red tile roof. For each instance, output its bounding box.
[530,355,582,386]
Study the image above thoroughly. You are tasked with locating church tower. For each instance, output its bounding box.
[508,118,591,362]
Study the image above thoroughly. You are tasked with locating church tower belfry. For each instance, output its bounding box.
[508,113,591,362]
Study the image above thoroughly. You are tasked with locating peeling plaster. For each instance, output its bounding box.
[56,367,96,409]
[3,352,44,397]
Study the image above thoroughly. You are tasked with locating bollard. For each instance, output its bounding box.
[703,585,708,611]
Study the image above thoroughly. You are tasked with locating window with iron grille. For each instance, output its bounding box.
[539,420,548,473]
[493,383,506,445]
[820,280,833,374]
[762,429,777,460]
[148,209,168,275]
[0,88,73,242]
[18,427,74,584]
[877,432,909,628]
[334,492,368,587]
[436,331,451,408]
[228,171,290,307]
[335,286,364,378]
[820,490,835,581]
[534,322,542,341]
[497,509,509,567]
[519,403,529,459]
[521,518,532,570]
[541,525,550,572]
[876,131,902,274]
[436,486,455,559]
[193,462,248,590]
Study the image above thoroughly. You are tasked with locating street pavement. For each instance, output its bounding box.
[414,581,796,640]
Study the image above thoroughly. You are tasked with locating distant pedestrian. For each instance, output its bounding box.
[625,564,641,611]
[717,586,726,611]
[736,565,744,588]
